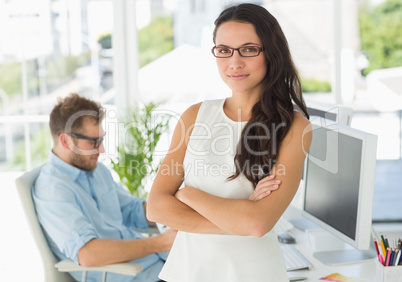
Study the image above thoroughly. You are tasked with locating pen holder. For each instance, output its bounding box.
[375,260,402,282]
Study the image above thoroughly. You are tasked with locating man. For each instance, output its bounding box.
[33,93,176,282]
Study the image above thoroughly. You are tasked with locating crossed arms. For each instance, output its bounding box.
[147,103,312,237]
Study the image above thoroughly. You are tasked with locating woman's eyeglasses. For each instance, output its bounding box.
[211,46,265,58]
[66,132,106,149]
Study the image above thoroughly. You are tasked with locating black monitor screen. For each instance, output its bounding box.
[307,107,337,122]
[304,127,362,240]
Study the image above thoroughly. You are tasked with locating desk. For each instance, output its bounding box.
[282,206,402,282]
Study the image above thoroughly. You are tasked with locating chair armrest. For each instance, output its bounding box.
[132,226,160,237]
[145,226,160,235]
[55,259,143,276]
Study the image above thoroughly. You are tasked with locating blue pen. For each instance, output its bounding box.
[389,249,394,267]
[399,249,402,265]
[392,249,397,266]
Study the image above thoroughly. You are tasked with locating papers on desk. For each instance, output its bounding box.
[319,273,366,282]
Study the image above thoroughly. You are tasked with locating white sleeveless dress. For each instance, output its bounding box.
[159,99,288,282]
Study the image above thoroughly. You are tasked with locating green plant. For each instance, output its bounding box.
[0,52,90,98]
[0,60,40,97]
[301,77,332,93]
[138,16,173,67]
[110,102,171,198]
[359,0,402,75]
[97,33,112,49]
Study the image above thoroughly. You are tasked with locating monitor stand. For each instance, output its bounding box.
[313,249,376,265]
[289,218,319,231]
[307,229,377,265]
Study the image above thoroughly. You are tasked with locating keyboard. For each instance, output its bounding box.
[281,244,313,271]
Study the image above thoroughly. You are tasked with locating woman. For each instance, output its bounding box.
[147,3,312,281]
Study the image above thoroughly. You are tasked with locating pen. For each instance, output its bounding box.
[379,254,385,266]
[384,236,390,249]
[380,233,386,246]
[399,249,402,265]
[395,250,401,266]
[386,248,391,266]
[394,249,398,265]
[384,247,388,265]
[374,238,380,257]
[380,240,387,259]
[378,240,386,258]
[390,249,395,266]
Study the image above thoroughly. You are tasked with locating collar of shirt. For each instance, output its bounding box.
[48,150,94,182]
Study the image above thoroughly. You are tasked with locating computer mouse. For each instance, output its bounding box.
[277,231,296,244]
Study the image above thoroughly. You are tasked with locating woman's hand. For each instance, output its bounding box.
[248,175,281,201]
[176,177,280,203]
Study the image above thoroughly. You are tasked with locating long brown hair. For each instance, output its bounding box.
[213,4,309,187]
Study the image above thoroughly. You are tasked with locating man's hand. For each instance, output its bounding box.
[78,229,178,267]
[248,175,281,201]
[155,229,177,252]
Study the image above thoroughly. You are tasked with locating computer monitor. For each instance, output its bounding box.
[301,118,378,265]
[306,101,354,126]
[296,101,353,184]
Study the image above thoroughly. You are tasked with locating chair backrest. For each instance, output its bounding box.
[15,165,75,282]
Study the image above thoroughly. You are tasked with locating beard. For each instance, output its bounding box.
[69,151,99,171]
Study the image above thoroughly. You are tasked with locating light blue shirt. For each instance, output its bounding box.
[33,152,165,282]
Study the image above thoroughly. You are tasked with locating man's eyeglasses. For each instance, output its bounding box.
[211,46,265,58]
[66,132,106,149]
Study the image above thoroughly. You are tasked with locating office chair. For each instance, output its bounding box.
[15,165,143,282]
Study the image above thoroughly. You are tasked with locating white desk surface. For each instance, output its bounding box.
[283,205,402,282]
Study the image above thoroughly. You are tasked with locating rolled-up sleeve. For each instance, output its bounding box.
[63,225,97,263]
[114,181,149,231]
